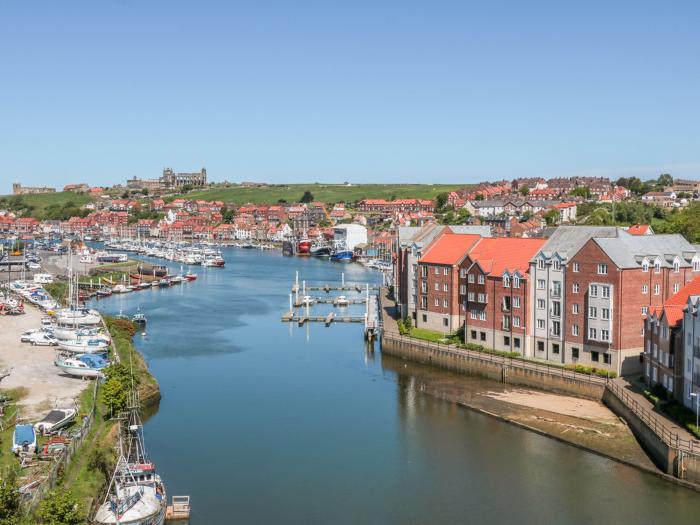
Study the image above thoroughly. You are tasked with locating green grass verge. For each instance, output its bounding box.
[179,183,466,205]
[0,191,93,220]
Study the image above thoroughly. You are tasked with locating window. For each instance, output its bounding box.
[694,259,700,272]
[537,319,545,329]
[601,329,610,342]
[602,308,610,320]
[603,353,612,365]
[459,285,466,295]
[654,260,661,273]
[602,286,610,298]
[504,336,510,346]
[572,303,579,314]
[421,266,428,278]
[443,267,449,276]
[641,306,648,315]
[468,274,475,283]
[443,299,448,308]
[552,301,561,317]
[503,296,511,311]
[421,314,427,323]
[477,293,486,303]
[513,316,521,327]
[513,297,521,308]
[435,299,439,306]
[551,281,561,297]
[591,351,600,362]
[553,260,561,271]
[537,341,545,352]
[597,263,608,275]
[512,276,520,289]
[478,275,485,284]
[479,310,487,321]
[421,297,427,308]
[443,318,449,327]
[537,298,545,309]
[642,260,649,272]
[434,267,439,275]
[572,347,579,359]
[443,283,449,292]
[503,316,511,330]
[654,284,660,296]
[551,321,560,336]
[470,308,477,320]
[514,338,521,349]
[572,324,579,336]
[460,269,467,278]
[589,284,598,297]
[537,279,545,290]
[552,344,560,354]
[674,283,680,293]
[537,259,545,270]
[573,262,580,272]
[435,282,439,291]
[480,332,486,341]
[589,328,597,340]
[642,284,648,294]
[468,292,475,301]
[471,330,477,339]
[421,282,427,293]
[503,275,510,288]
[673,260,680,272]
[572,282,579,293]
[589,306,597,318]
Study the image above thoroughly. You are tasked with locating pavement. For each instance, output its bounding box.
[0,304,89,420]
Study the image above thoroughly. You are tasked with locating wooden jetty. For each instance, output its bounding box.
[293,297,365,307]
[165,495,191,522]
[282,311,365,325]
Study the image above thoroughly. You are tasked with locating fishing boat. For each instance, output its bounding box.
[330,249,353,262]
[34,408,77,436]
[310,242,332,257]
[158,278,170,288]
[12,424,37,455]
[184,272,197,281]
[137,264,168,277]
[132,309,147,325]
[297,238,311,256]
[94,396,167,525]
[58,338,110,354]
[55,353,109,378]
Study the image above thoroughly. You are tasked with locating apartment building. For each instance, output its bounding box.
[682,284,700,410]
[644,277,700,402]
[461,237,545,355]
[415,233,481,332]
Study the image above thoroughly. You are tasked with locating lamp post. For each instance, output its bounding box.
[691,392,699,430]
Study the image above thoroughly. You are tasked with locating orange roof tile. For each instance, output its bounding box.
[419,233,481,265]
[468,237,546,275]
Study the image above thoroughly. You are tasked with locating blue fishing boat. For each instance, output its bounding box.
[12,424,37,455]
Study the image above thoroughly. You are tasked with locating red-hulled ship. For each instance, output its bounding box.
[297,238,311,255]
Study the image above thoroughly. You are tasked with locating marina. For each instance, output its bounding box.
[86,247,700,524]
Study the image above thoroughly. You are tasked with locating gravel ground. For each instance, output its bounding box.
[0,304,89,420]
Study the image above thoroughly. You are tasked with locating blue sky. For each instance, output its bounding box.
[1,1,699,190]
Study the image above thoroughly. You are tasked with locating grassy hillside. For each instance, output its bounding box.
[181,183,467,205]
[0,191,93,220]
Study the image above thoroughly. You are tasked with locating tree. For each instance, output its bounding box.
[616,177,629,189]
[87,447,113,483]
[543,209,559,226]
[474,193,485,201]
[570,186,591,199]
[102,377,128,416]
[300,191,314,203]
[657,173,673,188]
[37,491,83,525]
[121,191,129,199]
[519,186,530,196]
[435,192,449,210]
[0,472,20,525]
[141,188,149,195]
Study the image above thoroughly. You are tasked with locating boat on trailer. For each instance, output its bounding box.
[34,408,77,436]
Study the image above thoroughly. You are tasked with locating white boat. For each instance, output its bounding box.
[112,284,132,294]
[94,401,167,525]
[53,327,110,344]
[58,338,110,354]
[335,295,349,307]
[55,353,109,379]
[56,309,103,326]
[34,408,77,436]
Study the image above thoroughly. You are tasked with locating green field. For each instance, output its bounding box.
[0,191,93,220]
[181,183,467,205]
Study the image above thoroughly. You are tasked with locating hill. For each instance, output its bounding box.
[180,183,466,205]
[0,191,93,220]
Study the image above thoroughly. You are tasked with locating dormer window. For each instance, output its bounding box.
[552,260,561,271]
[513,275,520,289]
[642,259,649,272]
[673,259,680,273]
[654,260,661,274]
[503,274,511,288]
[537,259,545,270]
[693,258,700,272]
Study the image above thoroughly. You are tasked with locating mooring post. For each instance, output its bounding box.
[342,272,345,287]
[289,293,293,312]
[303,280,306,297]
[295,270,299,290]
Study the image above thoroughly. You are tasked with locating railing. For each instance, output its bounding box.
[382,331,608,386]
[605,380,700,455]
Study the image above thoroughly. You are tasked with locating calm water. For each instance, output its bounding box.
[90,248,700,524]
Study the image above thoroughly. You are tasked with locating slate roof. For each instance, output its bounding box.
[595,231,698,269]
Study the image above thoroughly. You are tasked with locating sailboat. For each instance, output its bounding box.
[94,393,167,524]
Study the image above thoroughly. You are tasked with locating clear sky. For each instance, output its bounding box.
[1,1,699,190]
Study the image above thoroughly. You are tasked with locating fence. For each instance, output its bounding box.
[24,377,100,513]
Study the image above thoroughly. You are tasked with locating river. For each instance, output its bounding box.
[89,247,700,524]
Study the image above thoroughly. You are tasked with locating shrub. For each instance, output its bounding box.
[37,491,83,525]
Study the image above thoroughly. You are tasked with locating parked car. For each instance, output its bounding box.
[28,333,58,346]
[27,262,41,270]
[20,329,40,342]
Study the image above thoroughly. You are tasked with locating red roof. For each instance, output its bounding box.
[468,237,546,275]
[659,275,700,326]
[627,224,650,235]
[419,233,481,265]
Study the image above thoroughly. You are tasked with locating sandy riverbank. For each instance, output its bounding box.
[0,304,89,419]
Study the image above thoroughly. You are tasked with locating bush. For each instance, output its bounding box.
[37,491,83,525]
